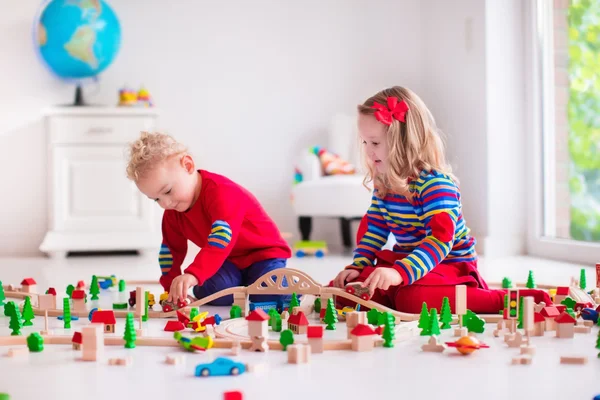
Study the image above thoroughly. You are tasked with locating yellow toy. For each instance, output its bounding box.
[118,86,137,106]
[190,311,210,332]
[136,86,153,107]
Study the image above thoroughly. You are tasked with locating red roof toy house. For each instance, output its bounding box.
[307,325,324,353]
[71,290,87,313]
[76,280,85,289]
[20,278,37,293]
[46,288,57,296]
[532,312,546,336]
[246,309,269,338]
[72,332,83,350]
[287,311,309,335]
[91,310,117,333]
[350,324,377,352]
[555,311,576,339]
[554,287,570,303]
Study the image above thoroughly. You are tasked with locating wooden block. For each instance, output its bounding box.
[135,287,143,318]
[574,325,591,334]
[421,336,447,353]
[165,354,184,365]
[287,344,311,364]
[455,285,467,316]
[7,347,28,357]
[453,327,468,337]
[108,357,132,366]
[511,355,532,365]
[583,320,594,327]
[520,345,536,355]
[522,296,534,333]
[246,362,267,373]
[560,356,587,365]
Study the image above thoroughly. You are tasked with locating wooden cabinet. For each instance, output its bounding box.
[40,107,163,258]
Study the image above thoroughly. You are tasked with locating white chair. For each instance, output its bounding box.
[291,114,373,249]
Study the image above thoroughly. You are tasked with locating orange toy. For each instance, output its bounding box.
[445,336,489,355]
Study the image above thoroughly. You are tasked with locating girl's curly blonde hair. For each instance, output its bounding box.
[125,132,188,182]
[358,86,456,198]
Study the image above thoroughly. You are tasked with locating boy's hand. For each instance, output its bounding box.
[333,268,361,288]
[363,268,403,297]
[168,273,198,303]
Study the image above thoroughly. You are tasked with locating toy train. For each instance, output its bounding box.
[249,299,291,314]
[128,290,155,308]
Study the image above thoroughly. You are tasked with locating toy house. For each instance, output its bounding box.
[20,278,37,293]
[555,311,576,339]
[554,287,569,304]
[91,310,116,333]
[72,332,82,350]
[71,290,86,312]
[307,325,324,353]
[350,324,377,352]
[287,311,309,334]
[532,312,546,336]
[246,309,269,338]
[540,306,560,331]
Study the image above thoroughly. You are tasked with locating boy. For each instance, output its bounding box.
[126,132,291,305]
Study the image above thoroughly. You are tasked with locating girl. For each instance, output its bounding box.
[332,86,551,314]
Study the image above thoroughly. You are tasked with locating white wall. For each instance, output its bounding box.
[484,0,526,257]
[420,0,488,253]
[420,0,527,258]
[0,0,425,256]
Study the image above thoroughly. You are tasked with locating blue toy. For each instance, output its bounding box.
[580,308,598,324]
[195,357,246,377]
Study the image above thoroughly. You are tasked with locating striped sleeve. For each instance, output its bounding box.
[348,193,390,270]
[393,174,459,285]
[158,212,189,292]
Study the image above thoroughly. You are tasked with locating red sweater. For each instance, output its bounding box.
[159,170,291,291]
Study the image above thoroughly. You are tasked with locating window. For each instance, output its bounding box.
[528,0,600,264]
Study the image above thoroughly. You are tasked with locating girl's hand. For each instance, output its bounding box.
[168,273,198,303]
[363,268,403,297]
[333,268,361,288]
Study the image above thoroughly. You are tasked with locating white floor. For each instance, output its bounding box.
[0,253,599,400]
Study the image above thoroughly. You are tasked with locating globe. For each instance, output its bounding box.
[34,0,121,104]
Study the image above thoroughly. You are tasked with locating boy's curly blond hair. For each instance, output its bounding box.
[125,132,188,182]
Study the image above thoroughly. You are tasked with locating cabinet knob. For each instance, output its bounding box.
[87,127,113,134]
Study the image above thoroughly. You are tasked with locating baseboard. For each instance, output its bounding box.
[481,234,526,259]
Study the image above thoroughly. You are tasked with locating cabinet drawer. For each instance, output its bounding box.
[48,116,156,145]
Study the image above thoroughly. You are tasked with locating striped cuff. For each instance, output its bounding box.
[159,244,173,276]
[207,220,232,249]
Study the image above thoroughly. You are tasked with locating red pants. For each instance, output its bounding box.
[334,251,552,314]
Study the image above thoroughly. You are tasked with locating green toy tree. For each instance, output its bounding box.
[4,301,15,317]
[314,297,321,313]
[9,306,22,336]
[464,310,485,333]
[382,312,395,348]
[230,305,242,319]
[561,297,577,309]
[418,302,430,336]
[268,309,279,328]
[189,307,199,321]
[27,332,44,352]
[0,280,5,306]
[517,296,524,329]
[440,297,452,329]
[596,329,600,357]
[272,313,282,332]
[118,279,126,292]
[501,277,513,289]
[580,268,587,290]
[280,329,294,350]
[289,292,300,313]
[22,296,35,326]
[90,275,100,300]
[367,308,381,325]
[63,297,71,329]
[597,313,600,327]
[124,312,137,349]
[324,298,338,330]
[428,308,441,336]
[526,270,536,289]
[142,291,149,322]
[66,284,74,298]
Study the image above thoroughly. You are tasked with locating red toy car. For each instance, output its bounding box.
[345,282,371,301]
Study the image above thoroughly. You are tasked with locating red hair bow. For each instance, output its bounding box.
[372,96,409,125]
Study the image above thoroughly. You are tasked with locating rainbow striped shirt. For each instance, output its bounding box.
[351,170,476,285]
